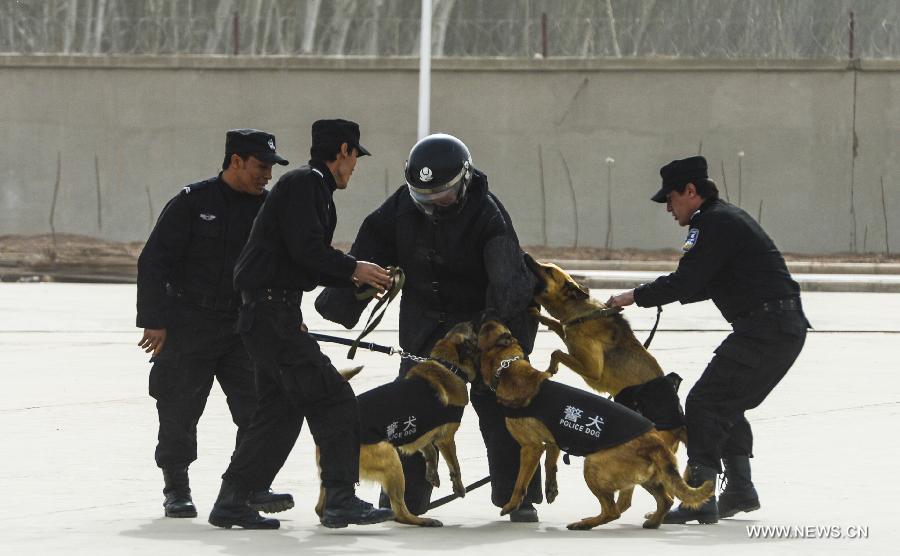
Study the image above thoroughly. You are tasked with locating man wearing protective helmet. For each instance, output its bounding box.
[316,133,543,522]
[404,133,475,218]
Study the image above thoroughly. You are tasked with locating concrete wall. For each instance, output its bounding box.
[1,55,898,254]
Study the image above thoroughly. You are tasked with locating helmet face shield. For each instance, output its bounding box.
[408,181,464,215]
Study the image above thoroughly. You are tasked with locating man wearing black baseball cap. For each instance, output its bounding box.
[607,155,809,524]
[311,118,371,158]
[137,129,291,523]
[209,118,394,530]
[226,128,290,168]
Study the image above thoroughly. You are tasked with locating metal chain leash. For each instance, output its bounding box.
[397,351,430,364]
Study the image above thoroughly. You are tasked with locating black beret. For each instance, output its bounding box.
[311,119,371,157]
[651,156,708,203]
[226,129,288,166]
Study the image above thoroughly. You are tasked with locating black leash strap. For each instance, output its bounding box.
[347,267,405,359]
[643,305,663,349]
[309,333,396,356]
[427,475,491,510]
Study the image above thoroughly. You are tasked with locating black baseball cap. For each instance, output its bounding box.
[651,156,708,202]
[225,129,289,166]
[311,119,371,157]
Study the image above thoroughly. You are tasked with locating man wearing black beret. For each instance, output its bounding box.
[607,155,810,524]
[137,129,292,520]
[208,119,395,530]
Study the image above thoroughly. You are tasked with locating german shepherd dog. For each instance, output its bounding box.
[477,319,713,530]
[523,254,688,512]
[314,322,479,527]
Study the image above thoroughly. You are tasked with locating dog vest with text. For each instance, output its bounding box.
[357,377,465,446]
[506,381,654,456]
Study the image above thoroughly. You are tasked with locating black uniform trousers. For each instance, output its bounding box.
[685,310,807,472]
[386,344,542,514]
[149,303,256,469]
[222,299,360,491]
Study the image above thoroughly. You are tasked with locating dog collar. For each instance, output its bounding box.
[489,356,522,392]
[432,357,471,383]
[562,307,621,328]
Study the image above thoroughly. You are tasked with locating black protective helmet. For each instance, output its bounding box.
[405,133,473,217]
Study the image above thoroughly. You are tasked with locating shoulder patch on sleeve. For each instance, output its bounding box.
[682,228,700,252]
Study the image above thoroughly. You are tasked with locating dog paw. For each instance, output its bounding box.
[545,483,558,504]
[425,470,441,488]
[418,518,443,527]
[642,519,661,529]
[500,503,518,516]
[452,478,466,498]
[566,520,594,531]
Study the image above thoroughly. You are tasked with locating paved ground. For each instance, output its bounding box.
[1,283,897,555]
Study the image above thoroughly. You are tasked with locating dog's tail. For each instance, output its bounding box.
[339,366,364,381]
[649,441,714,509]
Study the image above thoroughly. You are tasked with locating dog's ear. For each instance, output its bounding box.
[339,366,364,381]
[496,332,514,348]
[565,280,590,300]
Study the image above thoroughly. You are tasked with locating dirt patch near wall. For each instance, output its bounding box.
[1,234,898,283]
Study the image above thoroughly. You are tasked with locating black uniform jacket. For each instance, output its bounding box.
[633,199,801,322]
[357,377,465,446]
[315,171,538,356]
[234,160,356,292]
[506,381,654,457]
[137,175,266,329]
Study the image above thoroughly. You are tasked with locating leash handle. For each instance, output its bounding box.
[426,475,491,510]
[347,267,405,359]
[642,305,663,349]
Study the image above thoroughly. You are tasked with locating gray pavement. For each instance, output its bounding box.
[0,284,897,555]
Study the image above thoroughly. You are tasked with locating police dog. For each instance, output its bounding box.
[477,319,712,529]
[524,254,688,512]
[523,254,668,397]
[314,322,479,527]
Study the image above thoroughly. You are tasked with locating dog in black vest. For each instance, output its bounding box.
[314,322,479,527]
[478,318,712,530]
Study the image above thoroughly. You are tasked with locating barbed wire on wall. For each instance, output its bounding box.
[1,0,898,59]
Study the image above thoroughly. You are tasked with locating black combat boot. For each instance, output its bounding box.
[320,485,395,528]
[248,488,295,514]
[162,467,197,518]
[663,464,719,524]
[718,456,760,518]
[208,480,280,529]
[509,500,539,523]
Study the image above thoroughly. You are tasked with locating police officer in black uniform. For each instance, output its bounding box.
[207,119,395,530]
[607,155,809,524]
[315,133,543,522]
[136,129,292,519]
